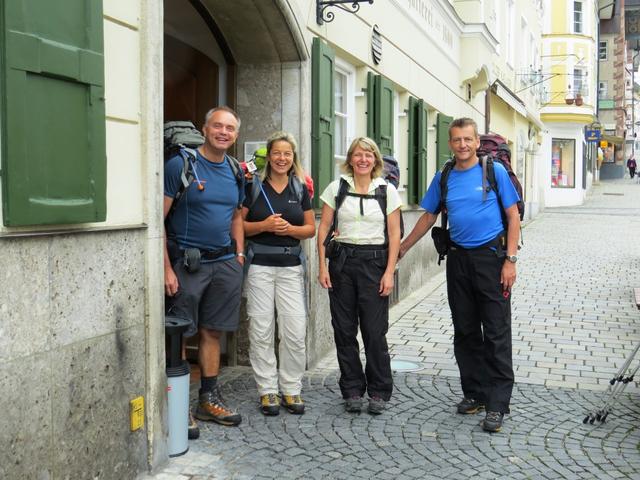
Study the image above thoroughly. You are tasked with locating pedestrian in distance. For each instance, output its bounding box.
[627,156,636,179]
[399,117,520,433]
[164,106,246,437]
[242,131,315,416]
[317,137,402,415]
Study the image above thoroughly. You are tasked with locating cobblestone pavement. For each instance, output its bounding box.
[143,179,640,480]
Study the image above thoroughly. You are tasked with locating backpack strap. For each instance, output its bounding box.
[289,174,305,204]
[165,147,197,231]
[323,178,350,247]
[484,156,509,230]
[438,159,455,230]
[374,184,389,245]
[225,154,245,209]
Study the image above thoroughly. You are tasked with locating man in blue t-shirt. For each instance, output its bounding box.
[400,117,521,433]
[164,106,245,434]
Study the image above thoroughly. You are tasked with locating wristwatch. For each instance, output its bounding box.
[506,255,517,264]
[236,252,246,258]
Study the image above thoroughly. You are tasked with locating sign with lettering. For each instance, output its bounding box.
[585,129,601,142]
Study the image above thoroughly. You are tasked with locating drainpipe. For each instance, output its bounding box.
[485,88,491,134]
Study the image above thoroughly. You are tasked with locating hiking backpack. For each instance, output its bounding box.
[476,133,525,221]
[163,121,244,223]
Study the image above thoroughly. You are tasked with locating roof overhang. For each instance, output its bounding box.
[492,80,527,117]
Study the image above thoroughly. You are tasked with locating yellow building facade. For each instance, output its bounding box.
[541,0,598,206]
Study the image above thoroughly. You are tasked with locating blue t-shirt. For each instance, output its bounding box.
[420,161,520,248]
[164,151,244,252]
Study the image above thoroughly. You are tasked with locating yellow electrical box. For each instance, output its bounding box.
[130,396,145,431]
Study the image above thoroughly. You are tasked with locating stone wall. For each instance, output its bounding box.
[0,229,149,479]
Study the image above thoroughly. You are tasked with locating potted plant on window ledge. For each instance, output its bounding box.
[575,93,584,106]
[565,85,574,105]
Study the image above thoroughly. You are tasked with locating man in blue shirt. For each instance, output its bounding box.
[400,117,520,432]
[164,106,245,434]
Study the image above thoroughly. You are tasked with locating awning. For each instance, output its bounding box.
[601,134,625,146]
[492,81,527,117]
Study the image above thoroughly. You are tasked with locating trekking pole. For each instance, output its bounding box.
[596,361,640,423]
[583,341,640,424]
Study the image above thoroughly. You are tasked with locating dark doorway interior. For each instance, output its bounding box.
[164,34,218,129]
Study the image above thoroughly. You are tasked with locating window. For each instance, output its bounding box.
[599,41,607,61]
[333,60,355,180]
[573,1,583,34]
[506,0,515,66]
[1,0,106,226]
[551,139,576,188]
[573,68,585,97]
[599,81,608,99]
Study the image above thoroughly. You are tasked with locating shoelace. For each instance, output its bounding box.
[486,412,502,421]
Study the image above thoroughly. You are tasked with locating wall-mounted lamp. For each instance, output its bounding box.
[317,0,374,25]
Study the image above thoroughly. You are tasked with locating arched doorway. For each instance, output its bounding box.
[163,0,308,366]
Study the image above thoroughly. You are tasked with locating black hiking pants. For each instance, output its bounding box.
[446,244,514,414]
[328,246,393,401]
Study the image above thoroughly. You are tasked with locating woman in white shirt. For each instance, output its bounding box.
[317,137,401,415]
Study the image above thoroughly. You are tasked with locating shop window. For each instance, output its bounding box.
[333,60,355,180]
[551,139,575,188]
[1,0,106,226]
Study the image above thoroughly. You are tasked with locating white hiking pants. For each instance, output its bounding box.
[246,264,307,396]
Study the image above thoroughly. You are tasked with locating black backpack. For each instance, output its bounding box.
[324,177,404,248]
[163,121,244,223]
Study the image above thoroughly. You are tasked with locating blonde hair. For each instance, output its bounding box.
[262,131,304,181]
[341,137,384,179]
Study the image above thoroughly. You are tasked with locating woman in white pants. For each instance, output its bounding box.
[242,132,315,415]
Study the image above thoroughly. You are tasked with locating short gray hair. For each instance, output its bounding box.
[204,106,241,129]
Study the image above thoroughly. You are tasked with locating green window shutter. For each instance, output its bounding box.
[366,72,375,139]
[417,100,428,196]
[1,0,106,226]
[436,113,453,171]
[407,96,418,204]
[375,76,394,156]
[366,73,394,156]
[407,97,428,205]
[311,37,334,208]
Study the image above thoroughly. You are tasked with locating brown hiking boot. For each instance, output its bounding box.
[194,389,242,426]
[188,408,200,439]
[260,393,281,416]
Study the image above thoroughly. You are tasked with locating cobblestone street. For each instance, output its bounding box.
[144,178,640,480]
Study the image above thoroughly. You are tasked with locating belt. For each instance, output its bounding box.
[248,243,302,256]
[449,232,505,253]
[199,244,236,260]
[338,242,388,259]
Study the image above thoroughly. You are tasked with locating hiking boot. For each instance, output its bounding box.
[195,389,242,426]
[368,396,386,415]
[188,409,200,439]
[260,394,280,416]
[281,394,305,415]
[457,397,485,414]
[345,396,363,413]
[482,411,504,432]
